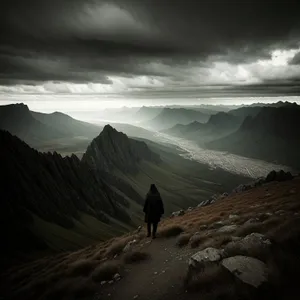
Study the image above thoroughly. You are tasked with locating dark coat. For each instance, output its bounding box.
[143,191,164,223]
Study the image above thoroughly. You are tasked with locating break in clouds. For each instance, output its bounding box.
[1,0,300,96]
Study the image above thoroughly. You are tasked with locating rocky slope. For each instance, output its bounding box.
[1,173,299,300]
[207,106,300,168]
[0,129,132,264]
[82,125,161,173]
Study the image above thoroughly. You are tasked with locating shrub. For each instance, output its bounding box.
[123,251,150,264]
[91,261,121,282]
[67,259,97,277]
[176,233,192,247]
[159,225,184,238]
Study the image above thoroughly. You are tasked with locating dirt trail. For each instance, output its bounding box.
[95,237,200,300]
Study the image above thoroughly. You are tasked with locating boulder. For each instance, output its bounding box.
[265,170,293,183]
[189,247,224,271]
[221,256,268,288]
[224,233,272,257]
[229,214,239,220]
[113,273,121,281]
[211,221,225,229]
[178,209,185,216]
[197,201,205,208]
[257,212,272,221]
[221,192,229,198]
[218,225,238,234]
[123,239,137,252]
[244,218,259,225]
[274,210,285,215]
[199,225,208,230]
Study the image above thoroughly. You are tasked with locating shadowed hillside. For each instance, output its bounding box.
[143,108,211,131]
[0,130,136,266]
[0,103,103,158]
[1,173,299,300]
[207,106,300,168]
[164,112,243,144]
[0,103,64,143]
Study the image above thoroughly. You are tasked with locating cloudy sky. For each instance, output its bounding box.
[1,0,300,107]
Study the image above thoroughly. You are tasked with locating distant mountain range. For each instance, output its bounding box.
[0,103,102,147]
[143,108,211,130]
[207,106,300,168]
[163,111,243,144]
[135,106,163,122]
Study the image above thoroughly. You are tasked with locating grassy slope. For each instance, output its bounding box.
[2,177,300,300]
[30,213,134,252]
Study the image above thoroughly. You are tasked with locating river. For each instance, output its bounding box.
[152,132,294,179]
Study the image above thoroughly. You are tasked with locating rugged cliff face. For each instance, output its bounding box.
[0,129,131,260]
[82,124,161,173]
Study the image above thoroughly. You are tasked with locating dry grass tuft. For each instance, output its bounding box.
[91,261,121,282]
[159,225,184,238]
[67,259,98,277]
[189,233,210,248]
[176,233,192,247]
[105,237,131,257]
[123,251,150,264]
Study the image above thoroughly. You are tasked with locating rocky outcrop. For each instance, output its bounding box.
[218,225,238,233]
[188,247,224,270]
[82,125,161,174]
[221,256,268,288]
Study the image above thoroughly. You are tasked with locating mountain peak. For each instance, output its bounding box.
[83,126,160,173]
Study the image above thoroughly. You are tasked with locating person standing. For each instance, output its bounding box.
[143,184,164,239]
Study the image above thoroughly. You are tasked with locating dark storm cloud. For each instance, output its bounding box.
[1,0,300,90]
[290,52,300,65]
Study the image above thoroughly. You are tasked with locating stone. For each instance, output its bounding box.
[229,214,239,220]
[197,201,205,207]
[199,225,208,230]
[257,212,272,221]
[189,247,224,271]
[123,239,137,252]
[171,209,185,217]
[218,225,238,234]
[108,280,114,284]
[244,218,259,225]
[265,193,272,197]
[211,221,225,229]
[154,272,158,275]
[100,281,107,285]
[221,256,268,288]
[133,296,139,299]
[187,207,194,212]
[275,210,285,215]
[137,226,142,233]
[225,233,272,256]
[113,273,121,281]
